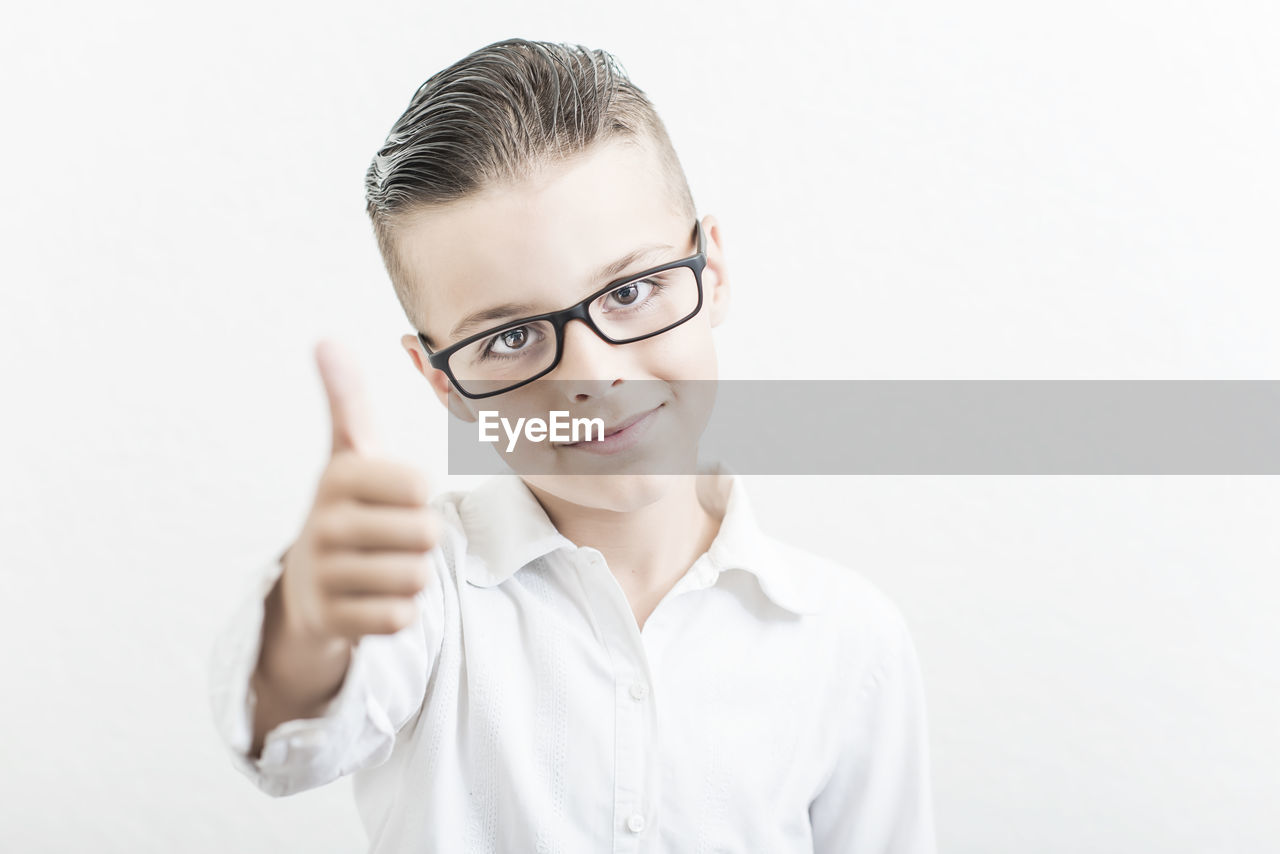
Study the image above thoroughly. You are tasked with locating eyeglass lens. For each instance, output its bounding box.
[447,265,700,396]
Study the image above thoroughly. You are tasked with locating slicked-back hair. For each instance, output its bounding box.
[364,38,698,326]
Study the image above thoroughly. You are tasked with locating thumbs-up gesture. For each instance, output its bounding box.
[248,338,439,757]
[278,338,439,646]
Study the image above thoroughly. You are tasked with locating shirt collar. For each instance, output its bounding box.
[456,474,576,587]
[456,465,825,616]
[698,466,826,616]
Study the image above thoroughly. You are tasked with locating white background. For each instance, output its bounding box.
[2,1,1278,851]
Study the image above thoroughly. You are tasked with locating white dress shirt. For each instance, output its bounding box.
[208,468,936,853]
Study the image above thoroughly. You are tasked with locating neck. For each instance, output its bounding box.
[525,475,721,597]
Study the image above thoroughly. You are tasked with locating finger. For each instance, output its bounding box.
[316,337,381,458]
[317,551,432,597]
[321,454,431,508]
[325,595,421,638]
[313,503,438,553]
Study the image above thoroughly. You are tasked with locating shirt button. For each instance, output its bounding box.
[626,813,646,833]
[629,682,648,700]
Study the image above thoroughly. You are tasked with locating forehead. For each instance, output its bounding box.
[396,138,686,346]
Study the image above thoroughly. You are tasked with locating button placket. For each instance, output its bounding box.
[574,546,654,852]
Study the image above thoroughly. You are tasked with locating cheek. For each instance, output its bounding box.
[637,318,718,380]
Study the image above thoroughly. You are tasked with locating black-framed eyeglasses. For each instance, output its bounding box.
[417,218,707,399]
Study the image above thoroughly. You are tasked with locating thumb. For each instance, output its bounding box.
[315,338,381,457]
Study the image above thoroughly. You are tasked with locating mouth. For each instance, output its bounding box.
[560,403,664,455]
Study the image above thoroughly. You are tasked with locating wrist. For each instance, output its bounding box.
[260,576,351,687]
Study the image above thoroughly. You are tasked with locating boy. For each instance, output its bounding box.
[209,37,936,853]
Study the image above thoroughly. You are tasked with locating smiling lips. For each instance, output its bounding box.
[561,404,663,455]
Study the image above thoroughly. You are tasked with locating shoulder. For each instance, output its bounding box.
[761,533,913,654]
[760,535,927,723]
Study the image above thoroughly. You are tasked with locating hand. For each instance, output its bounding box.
[278,338,439,647]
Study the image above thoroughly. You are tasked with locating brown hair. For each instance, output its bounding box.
[364,38,697,325]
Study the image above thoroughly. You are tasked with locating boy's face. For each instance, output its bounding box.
[398,137,730,513]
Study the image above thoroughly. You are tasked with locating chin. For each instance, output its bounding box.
[521,472,686,513]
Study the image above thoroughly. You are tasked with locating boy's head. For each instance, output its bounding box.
[364,38,730,512]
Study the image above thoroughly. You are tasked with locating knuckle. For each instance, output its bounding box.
[395,599,420,630]
[318,457,349,495]
[312,511,344,547]
[377,603,409,635]
[334,510,363,547]
[322,453,364,500]
[410,471,432,505]
[415,510,438,550]
[310,556,343,594]
[409,557,431,590]
[412,527,434,553]
[394,564,425,596]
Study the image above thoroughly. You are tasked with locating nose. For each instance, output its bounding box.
[552,317,628,402]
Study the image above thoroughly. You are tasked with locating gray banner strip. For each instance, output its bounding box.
[446,381,1280,474]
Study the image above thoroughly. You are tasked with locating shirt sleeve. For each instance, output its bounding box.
[207,546,445,798]
[808,605,938,854]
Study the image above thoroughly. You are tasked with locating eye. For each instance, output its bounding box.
[487,325,533,355]
[606,279,656,308]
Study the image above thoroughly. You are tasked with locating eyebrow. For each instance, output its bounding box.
[447,301,539,341]
[445,242,674,342]
[592,242,673,285]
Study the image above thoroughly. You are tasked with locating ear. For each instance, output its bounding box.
[700,215,731,327]
[400,333,478,423]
